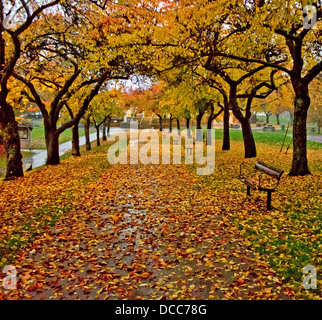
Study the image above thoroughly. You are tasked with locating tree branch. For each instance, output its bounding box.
[303,61,322,86]
[13,71,49,123]
[55,70,109,135]
[216,53,290,74]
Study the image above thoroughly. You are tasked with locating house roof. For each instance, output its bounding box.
[17,122,33,129]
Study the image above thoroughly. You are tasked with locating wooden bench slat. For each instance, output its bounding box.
[237,176,257,190]
[255,161,284,179]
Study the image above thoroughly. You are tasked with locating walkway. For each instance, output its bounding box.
[0,128,125,177]
[1,155,293,299]
[307,135,322,143]
[21,128,125,169]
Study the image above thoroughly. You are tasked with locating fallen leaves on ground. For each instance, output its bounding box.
[0,138,321,300]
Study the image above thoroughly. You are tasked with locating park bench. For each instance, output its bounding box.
[263,124,276,132]
[237,161,284,210]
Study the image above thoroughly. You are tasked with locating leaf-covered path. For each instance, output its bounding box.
[1,161,293,300]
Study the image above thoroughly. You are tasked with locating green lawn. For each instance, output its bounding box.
[255,115,321,135]
[189,127,321,150]
[31,126,74,149]
[213,129,321,150]
[31,123,95,149]
[255,114,291,125]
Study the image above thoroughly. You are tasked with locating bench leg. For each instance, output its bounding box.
[247,186,251,196]
[267,191,272,210]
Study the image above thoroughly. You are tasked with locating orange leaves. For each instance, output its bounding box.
[139,272,151,279]
[1,138,321,300]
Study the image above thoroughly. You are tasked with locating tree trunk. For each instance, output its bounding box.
[169,116,173,133]
[84,117,91,151]
[0,12,23,180]
[196,113,203,130]
[186,118,190,129]
[230,86,256,158]
[222,104,230,151]
[266,113,270,123]
[289,95,311,176]
[107,116,111,137]
[207,115,213,145]
[276,113,280,125]
[102,122,107,141]
[157,115,163,131]
[176,118,180,131]
[72,120,80,156]
[240,118,256,158]
[2,119,23,180]
[96,126,100,147]
[185,118,192,139]
[207,115,213,130]
[46,130,60,165]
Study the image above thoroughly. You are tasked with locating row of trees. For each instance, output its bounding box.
[136,0,321,176]
[0,0,321,180]
[0,0,147,179]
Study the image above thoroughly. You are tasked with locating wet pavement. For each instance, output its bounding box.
[307,135,322,143]
[0,128,126,177]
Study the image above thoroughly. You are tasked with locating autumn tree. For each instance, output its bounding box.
[159,66,225,144]
[0,0,60,179]
[216,1,322,175]
[258,83,295,125]
[134,0,321,174]
[14,6,136,165]
[89,88,124,147]
[206,81,231,150]
[134,1,279,157]
[201,58,281,157]
[15,59,112,164]
[126,82,166,131]
[62,86,94,156]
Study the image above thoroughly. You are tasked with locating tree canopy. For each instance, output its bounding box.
[0,0,321,178]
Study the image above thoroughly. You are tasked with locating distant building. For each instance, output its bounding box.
[18,123,33,149]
